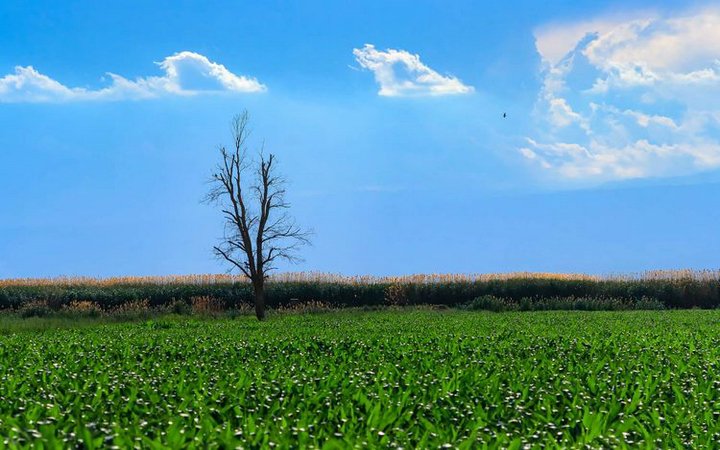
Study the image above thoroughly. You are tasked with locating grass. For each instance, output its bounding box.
[1,310,719,448]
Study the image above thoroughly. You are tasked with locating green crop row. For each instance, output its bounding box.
[1,310,720,447]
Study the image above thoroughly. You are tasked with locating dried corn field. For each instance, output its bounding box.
[1,270,719,313]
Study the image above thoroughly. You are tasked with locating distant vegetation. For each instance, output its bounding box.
[1,310,719,447]
[1,270,719,315]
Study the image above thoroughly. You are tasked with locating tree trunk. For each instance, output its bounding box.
[253,279,266,320]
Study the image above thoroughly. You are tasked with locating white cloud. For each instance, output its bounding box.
[548,97,588,129]
[525,8,720,182]
[619,108,678,129]
[156,51,265,93]
[0,51,265,103]
[523,137,720,180]
[534,15,650,66]
[583,12,720,74]
[0,66,88,102]
[353,44,473,97]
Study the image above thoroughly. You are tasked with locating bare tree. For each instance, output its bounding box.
[205,111,311,320]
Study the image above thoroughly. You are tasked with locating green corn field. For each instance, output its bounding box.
[1,310,719,448]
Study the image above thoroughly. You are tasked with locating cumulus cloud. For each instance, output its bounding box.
[0,51,265,103]
[534,15,647,66]
[524,9,720,181]
[353,44,473,97]
[548,97,588,129]
[0,66,88,102]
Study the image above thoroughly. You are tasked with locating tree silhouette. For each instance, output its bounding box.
[205,111,311,320]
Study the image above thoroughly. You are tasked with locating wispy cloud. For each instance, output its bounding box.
[353,44,473,97]
[525,8,720,181]
[0,51,266,103]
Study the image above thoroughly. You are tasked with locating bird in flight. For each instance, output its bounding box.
[503,113,507,118]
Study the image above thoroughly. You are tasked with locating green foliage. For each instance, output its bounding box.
[1,277,719,311]
[1,310,720,447]
[168,299,192,315]
[462,295,517,312]
[462,295,665,311]
[17,300,52,318]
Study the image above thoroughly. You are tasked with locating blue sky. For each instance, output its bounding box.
[1,0,720,278]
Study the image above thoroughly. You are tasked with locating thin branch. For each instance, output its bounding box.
[213,245,251,278]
